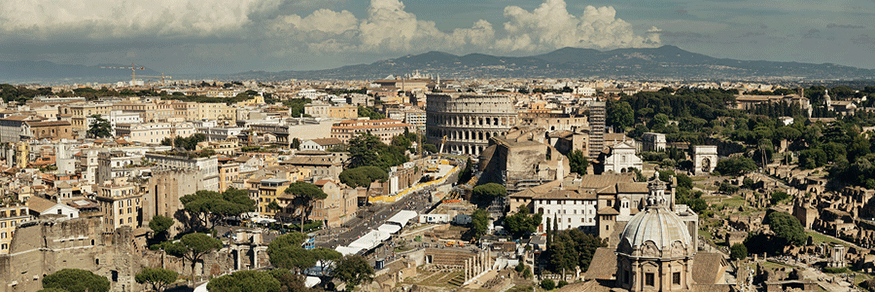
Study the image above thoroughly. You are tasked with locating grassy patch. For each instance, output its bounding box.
[761,260,794,270]
[807,231,843,245]
[823,267,849,274]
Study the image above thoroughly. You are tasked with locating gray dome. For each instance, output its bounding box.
[619,203,691,253]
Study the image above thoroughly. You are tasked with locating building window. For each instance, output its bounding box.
[673,272,681,285]
[624,270,630,284]
[645,273,655,286]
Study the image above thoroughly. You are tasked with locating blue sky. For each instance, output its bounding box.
[0,0,872,74]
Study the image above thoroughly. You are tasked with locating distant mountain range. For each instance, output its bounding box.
[0,61,160,84]
[229,46,875,81]
[2,46,875,84]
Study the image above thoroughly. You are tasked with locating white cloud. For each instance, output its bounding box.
[496,0,659,52]
[274,9,358,35]
[0,0,282,39]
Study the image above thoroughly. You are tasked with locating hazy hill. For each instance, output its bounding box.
[229,45,875,81]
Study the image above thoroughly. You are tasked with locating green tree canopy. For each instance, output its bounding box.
[207,270,281,292]
[311,247,343,276]
[472,183,507,202]
[148,215,174,240]
[546,229,607,277]
[347,133,409,170]
[267,269,309,292]
[607,101,635,130]
[135,267,178,292]
[339,166,388,188]
[458,157,473,184]
[730,243,748,260]
[180,188,256,229]
[567,150,589,175]
[471,209,489,240]
[334,255,375,290]
[540,279,556,290]
[715,156,758,176]
[42,269,110,292]
[504,206,542,239]
[284,181,328,233]
[164,233,223,282]
[357,106,385,119]
[267,232,316,274]
[766,212,807,246]
[87,115,112,139]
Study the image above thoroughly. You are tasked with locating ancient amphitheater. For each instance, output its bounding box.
[425,94,517,156]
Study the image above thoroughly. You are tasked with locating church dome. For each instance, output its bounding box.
[619,206,691,254]
[617,176,692,257]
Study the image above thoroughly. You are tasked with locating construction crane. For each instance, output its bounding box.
[100,63,145,85]
[438,135,447,156]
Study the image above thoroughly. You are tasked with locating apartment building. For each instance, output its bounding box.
[0,204,28,254]
[253,178,290,217]
[145,153,219,191]
[304,103,357,119]
[115,122,195,144]
[94,179,143,232]
[197,103,237,123]
[330,118,414,145]
[69,103,112,131]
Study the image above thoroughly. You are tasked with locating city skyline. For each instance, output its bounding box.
[0,0,873,75]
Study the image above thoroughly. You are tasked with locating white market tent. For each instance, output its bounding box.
[348,229,391,250]
[386,210,418,227]
[378,224,402,234]
[305,276,321,288]
[335,246,364,256]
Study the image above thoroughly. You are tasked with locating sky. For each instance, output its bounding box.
[0,0,873,75]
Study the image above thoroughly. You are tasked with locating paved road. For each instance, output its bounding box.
[315,186,438,249]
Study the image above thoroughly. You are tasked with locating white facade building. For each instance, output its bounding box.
[533,190,599,231]
[601,141,644,174]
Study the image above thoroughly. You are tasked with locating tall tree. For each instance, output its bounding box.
[164,233,223,282]
[334,255,375,291]
[207,270,281,292]
[148,215,174,241]
[284,181,328,233]
[42,269,110,292]
[135,267,178,292]
[766,212,807,246]
[87,114,112,139]
[472,183,506,203]
[311,247,343,277]
[180,188,255,230]
[471,209,488,240]
[567,150,589,175]
[607,101,635,130]
[267,233,315,274]
[504,206,543,238]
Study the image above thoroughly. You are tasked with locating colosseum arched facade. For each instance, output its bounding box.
[426,93,518,156]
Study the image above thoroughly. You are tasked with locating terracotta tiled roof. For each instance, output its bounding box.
[692,252,728,285]
[27,196,58,213]
[597,207,619,215]
[583,247,617,280]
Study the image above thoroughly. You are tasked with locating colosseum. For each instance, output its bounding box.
[426,93,518,156]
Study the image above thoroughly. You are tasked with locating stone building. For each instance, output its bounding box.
[142,169,200,236]
[616,185,696,291]
[425,93,518,156]
[0,217,142,292]
[329,118,414,145]
[478,127,569,190]
[692,145,718,175]
[597,140,643,174]
[640,132,666,152]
